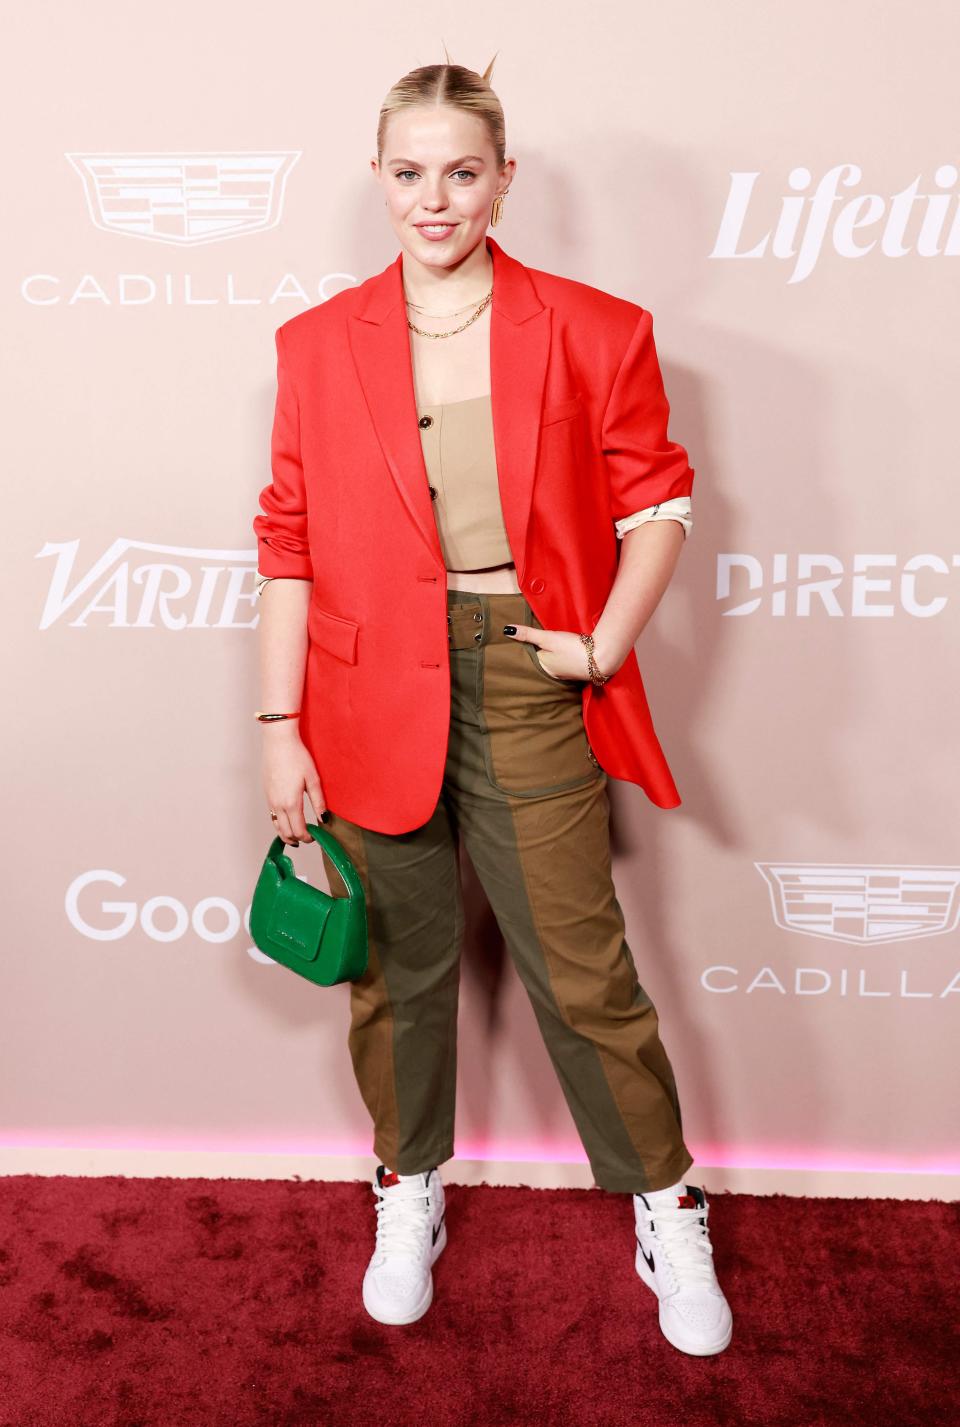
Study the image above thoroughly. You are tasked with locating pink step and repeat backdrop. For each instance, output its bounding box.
[3,1,957,1191]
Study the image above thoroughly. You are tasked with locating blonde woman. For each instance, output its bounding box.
[253,57,732,1356]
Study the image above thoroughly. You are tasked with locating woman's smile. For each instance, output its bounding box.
[415,222,460,240]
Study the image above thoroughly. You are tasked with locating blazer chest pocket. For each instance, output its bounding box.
[540,394,584,426]
[307,602,360,665]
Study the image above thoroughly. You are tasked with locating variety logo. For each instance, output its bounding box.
[711,163,960,283]
[40,541,960,627]
[717,553,960,616]
[37,539,259,630]
[66,150,301,246]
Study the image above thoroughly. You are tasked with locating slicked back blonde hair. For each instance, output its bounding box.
[376,49,506,169]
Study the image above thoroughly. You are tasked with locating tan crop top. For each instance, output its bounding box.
[417,394,514,572]
[254,395,694,596]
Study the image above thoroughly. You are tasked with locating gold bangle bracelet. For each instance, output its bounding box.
[254,711,301,722]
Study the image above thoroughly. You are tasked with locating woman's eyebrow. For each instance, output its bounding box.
[387,154,487,167]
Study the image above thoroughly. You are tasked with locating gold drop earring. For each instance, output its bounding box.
[491,190,508,226]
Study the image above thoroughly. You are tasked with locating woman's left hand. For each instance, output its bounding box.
[504,622,616,682]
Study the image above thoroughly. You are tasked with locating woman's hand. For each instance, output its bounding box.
[260,724,328,846]
[504,623,620,683]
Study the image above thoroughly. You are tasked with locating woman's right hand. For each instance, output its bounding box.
[260,726,328,845]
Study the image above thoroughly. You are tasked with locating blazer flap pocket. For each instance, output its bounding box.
[541,394,584,426]
[308,603,359,664]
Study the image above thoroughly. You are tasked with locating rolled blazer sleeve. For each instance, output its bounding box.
[252,326,314,580]
[601,308,695,524]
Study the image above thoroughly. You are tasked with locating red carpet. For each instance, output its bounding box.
[0,1174,956,1426]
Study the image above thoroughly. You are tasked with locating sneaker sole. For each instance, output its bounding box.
[634,1242,733,1356]
[362,1217,448,1326]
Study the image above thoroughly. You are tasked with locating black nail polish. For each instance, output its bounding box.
[503,624,517,635]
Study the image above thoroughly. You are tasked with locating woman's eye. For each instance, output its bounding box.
[394,169,477,182]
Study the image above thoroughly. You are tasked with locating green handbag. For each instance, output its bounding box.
[250,823,368,985]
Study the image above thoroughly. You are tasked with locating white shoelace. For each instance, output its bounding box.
[643,1201,718,1287]
[374,1180,432,1258]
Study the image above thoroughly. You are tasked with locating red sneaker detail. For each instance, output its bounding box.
[678,1193,698,1208]
[381,1171,401,1188]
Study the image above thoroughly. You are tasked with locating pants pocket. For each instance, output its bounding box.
[525,640,585,690]
[479,637,603,798]
[523,606,587,690]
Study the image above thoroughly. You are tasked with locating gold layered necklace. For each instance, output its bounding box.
[404,283,493,339]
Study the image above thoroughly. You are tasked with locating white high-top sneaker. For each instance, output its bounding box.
[633,1183,733,1356]
[362,1163,447,1325]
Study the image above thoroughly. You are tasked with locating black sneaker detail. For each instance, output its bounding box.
[432,1208,446,1246]
[636,1233,655,1273]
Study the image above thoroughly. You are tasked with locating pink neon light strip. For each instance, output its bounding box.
[1,1132,957,1176]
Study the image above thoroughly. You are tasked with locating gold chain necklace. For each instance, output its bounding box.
[405,285,493,339]
[405,294,482,316]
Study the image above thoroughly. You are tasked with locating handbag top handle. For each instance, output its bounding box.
[264,823,365,902]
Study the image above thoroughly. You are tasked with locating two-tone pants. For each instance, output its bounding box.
[319,588,695,1194]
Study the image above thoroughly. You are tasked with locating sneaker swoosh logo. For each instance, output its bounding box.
[636,1233,655,1273]
[432,1209,445,1246]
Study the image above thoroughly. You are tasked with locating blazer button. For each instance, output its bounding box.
[418,414,434,428]
[428,485,439,500]
[529,577,546,594]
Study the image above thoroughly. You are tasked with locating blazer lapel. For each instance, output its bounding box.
[346,233,550,580]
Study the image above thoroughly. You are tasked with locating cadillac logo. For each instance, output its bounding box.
[65,150,301,246]
[755,863,960,945]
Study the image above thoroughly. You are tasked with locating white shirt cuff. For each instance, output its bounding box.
[614,495,692,540]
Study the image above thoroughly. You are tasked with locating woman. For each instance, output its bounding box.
[252,58,732,1355]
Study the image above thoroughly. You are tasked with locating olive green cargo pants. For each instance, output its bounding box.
[319,588,694,1194]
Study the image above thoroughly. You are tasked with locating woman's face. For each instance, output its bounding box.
[372,104,513,272]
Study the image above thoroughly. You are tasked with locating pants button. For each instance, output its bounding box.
[474,630,482,642]
[473,610,483,623]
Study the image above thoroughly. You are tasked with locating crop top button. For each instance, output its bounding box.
[418,414,434,428]
[529,577,546,594]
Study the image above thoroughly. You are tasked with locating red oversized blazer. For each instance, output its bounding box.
[253,234,696,835]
